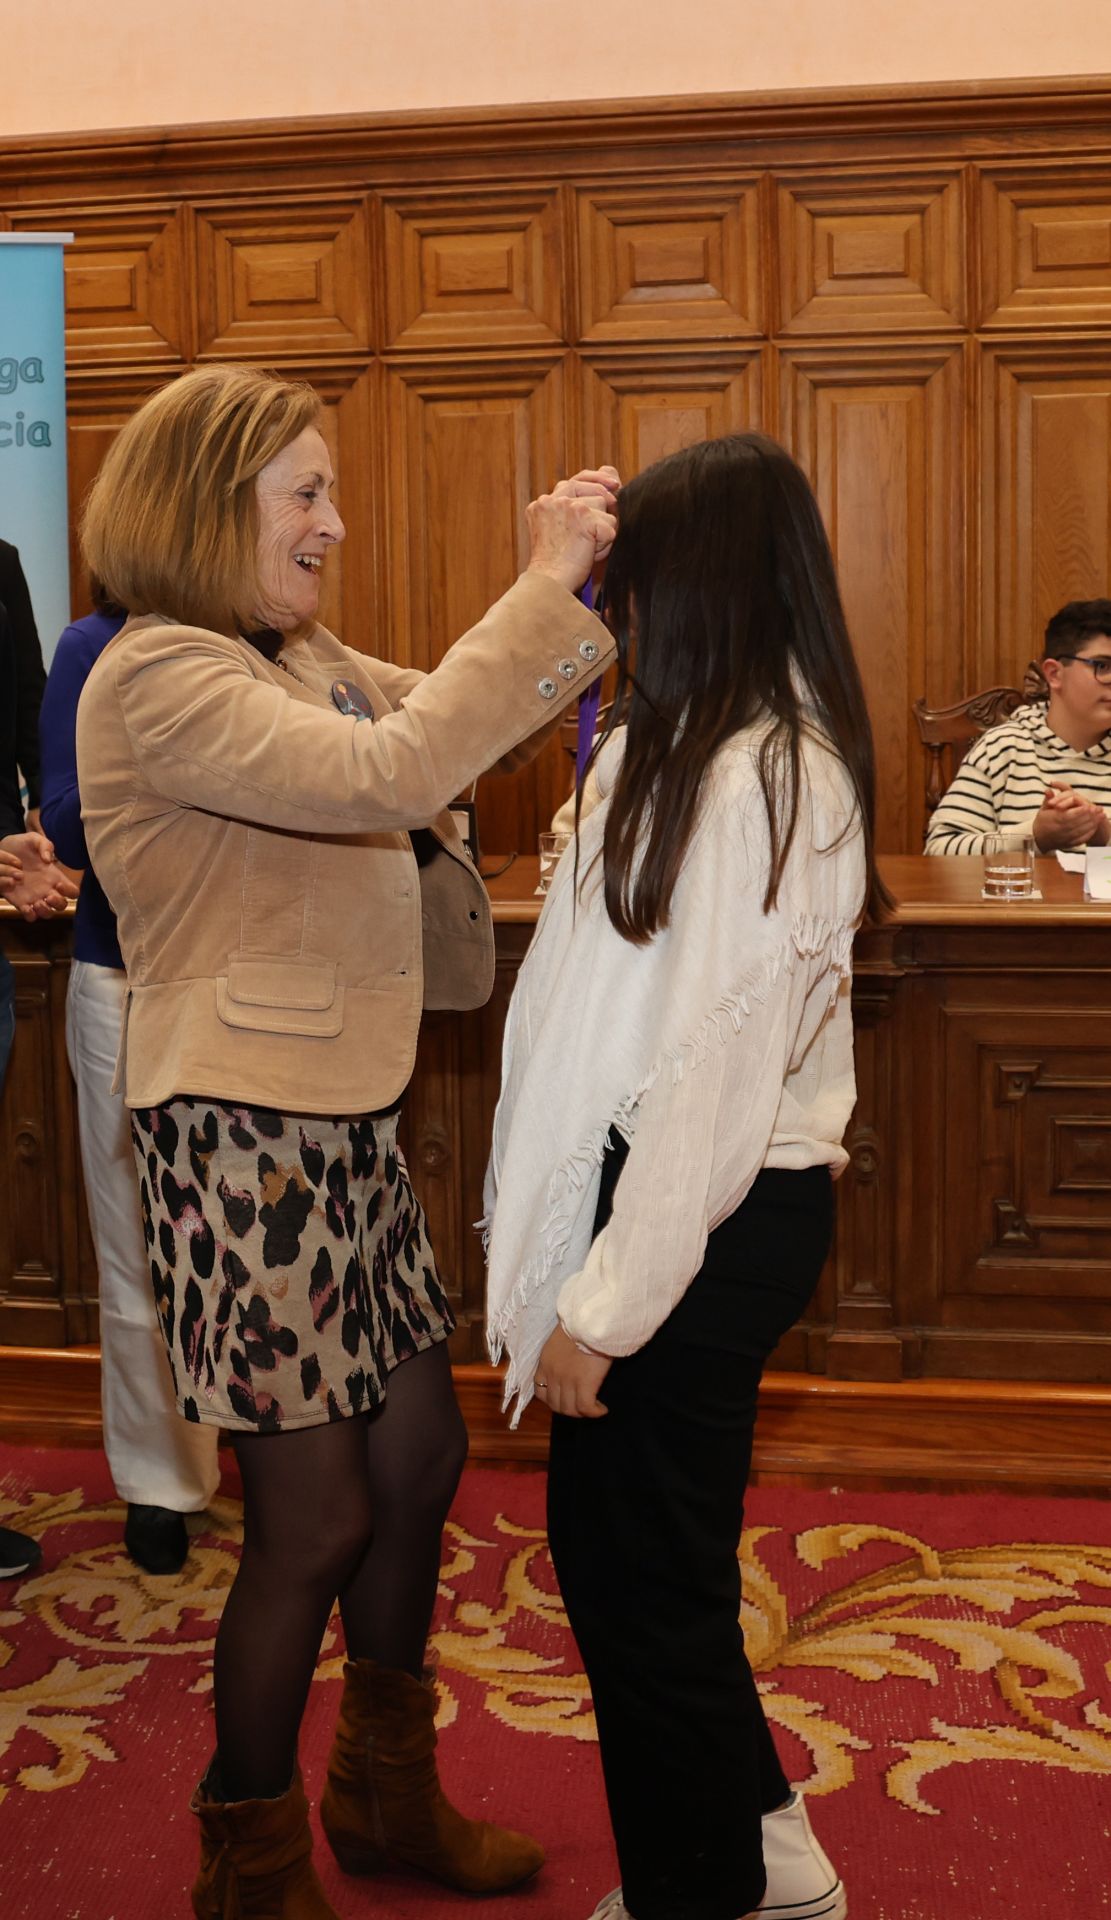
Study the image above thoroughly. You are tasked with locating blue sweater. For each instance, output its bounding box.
[40,610,126,969]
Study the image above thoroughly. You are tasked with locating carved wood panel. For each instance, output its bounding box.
[941,1009,1111,1324]
[291,363,380,655]
[779,344,966,854]
[400,925,534,1363]
[382,356,567,851]
[981,342,1111,681]
[822,961,907,1382]
[7,90,1111,864]
[578,348,764,477]
[776,171,965,334]
[577,180,763,342]
[10,203,190,365]
[193,197,372,357]
[381,188,563,349]
[980,165,1111,329]
[64,371,171,618]
[0,941,95,1347]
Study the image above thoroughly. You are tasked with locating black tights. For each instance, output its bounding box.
[213,1339,468,1800]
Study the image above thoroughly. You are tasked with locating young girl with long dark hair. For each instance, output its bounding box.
[486,432,887,1920]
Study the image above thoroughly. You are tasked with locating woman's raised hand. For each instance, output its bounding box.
[525,467,620,593]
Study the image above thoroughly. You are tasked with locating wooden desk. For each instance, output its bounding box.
[4,855,1111,1484]
[839,855,1111,1397]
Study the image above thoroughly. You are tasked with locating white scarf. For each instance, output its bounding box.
[483,725,861,1423]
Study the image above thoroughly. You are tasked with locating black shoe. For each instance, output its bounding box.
[0,1524,43,1578]
[124,1504,189,1575]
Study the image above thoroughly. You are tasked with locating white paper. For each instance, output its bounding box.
[1084,848,1111,900]
[1055,851,1087,873]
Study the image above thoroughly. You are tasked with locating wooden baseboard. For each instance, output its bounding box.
[3,1346,1110,1491]
[455,1365,1111,1490]
[0,1344,104,1447]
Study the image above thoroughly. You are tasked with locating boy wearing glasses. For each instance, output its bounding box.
[926,599,1111,855]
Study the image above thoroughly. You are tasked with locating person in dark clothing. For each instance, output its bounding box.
[1,549,77,1580]
[0,539,47,828]
[0,539,73,919]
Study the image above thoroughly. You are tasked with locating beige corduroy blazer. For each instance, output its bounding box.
[75,571,611,1115]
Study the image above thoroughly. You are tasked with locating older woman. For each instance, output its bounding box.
[76,363,616,1920]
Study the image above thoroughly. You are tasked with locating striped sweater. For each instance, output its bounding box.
[925,702,1111,854]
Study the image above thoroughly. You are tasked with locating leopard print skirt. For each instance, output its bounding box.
[129,1098,453,1432]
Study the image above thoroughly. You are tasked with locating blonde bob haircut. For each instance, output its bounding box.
[81,364,322,635]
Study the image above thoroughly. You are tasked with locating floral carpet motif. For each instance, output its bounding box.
[1,1450,1109,1919]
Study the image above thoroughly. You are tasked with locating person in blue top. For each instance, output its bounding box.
[1,544,78,1583]
[39,580,220,1575]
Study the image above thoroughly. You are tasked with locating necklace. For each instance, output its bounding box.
[274,652,308,689]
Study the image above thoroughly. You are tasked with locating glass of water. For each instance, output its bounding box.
[982,833,1035,900]
[536,831,571,896]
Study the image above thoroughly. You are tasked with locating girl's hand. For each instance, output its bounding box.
[533,1324,611,1418]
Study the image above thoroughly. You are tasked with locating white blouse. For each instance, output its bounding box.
[484,723,866,1421]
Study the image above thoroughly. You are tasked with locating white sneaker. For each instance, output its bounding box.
[587,1894,630,1920]
[586,1794,845,1920]
[758,1791,846,1918]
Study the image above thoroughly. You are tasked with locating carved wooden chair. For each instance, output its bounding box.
[913,662,1049,813]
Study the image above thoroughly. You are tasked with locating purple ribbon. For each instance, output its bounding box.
[576,580,604,784]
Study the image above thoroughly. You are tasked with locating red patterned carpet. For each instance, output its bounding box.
[2,1448,1110,1920]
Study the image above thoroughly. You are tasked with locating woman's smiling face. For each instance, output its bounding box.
[253,425,345,631]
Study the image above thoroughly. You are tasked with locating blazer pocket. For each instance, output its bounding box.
[216,953,344,1038]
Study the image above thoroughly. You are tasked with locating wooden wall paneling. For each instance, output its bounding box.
[822,954,910,1380]
[937,994,1111,1379]
[576,178,764,343]
[775,169,966,336]
[9,79,1111,1436]
[578,346,766,478]
[296,362,380,655]
[980,163,1111,330]
[48,948,100,1346]
[0,941,74,1346]
[980,341,1111,684]
[64,369,173,620]
[380,187,564,350]
[382,354,568,851]
[11,202,191,366]
[9,82,1111,210]
[780,343,966,853]
[192,195,373,359]
[401,923,534,1364]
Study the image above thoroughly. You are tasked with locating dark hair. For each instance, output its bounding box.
[1044,599,1111,658]
[587,432,889,943]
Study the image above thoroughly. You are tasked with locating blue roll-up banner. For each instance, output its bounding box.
[0,234,73,664]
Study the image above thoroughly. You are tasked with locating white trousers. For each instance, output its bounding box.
[66,960,220,1511]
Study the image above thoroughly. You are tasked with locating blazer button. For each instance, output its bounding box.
[538,677,558,699]
[579,638,599,662]
[558,658,578,680]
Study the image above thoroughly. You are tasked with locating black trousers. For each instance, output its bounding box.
[546,1146,834,1920]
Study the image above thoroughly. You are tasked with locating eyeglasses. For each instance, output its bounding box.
[1052,653,1111,683]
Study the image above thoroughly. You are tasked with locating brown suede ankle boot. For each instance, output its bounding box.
[320,1658,545,1894]
[191,1766,341,1918]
